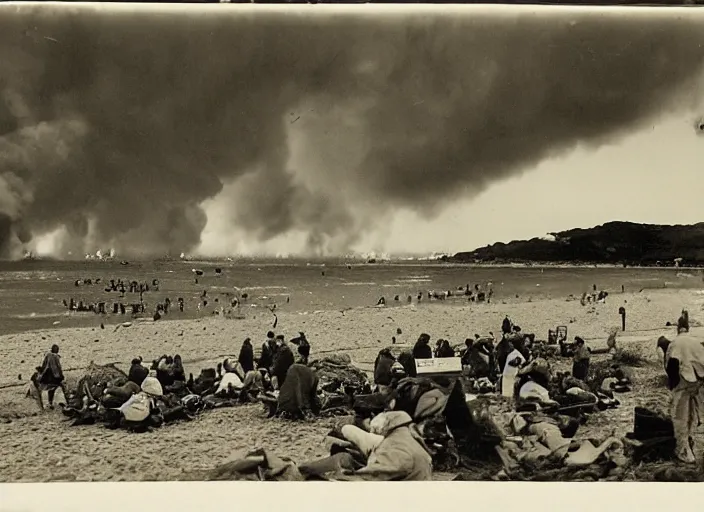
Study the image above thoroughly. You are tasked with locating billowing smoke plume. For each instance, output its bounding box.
[1,6,703,258]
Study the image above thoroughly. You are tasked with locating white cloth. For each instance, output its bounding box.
[118,392,151,422]
[215,372,244,394]
[501,349,525,398]
[519,381,551,402]
[140,376,163,396]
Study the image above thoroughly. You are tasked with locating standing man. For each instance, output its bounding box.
[618,306,626,332]
[666,316,704,463]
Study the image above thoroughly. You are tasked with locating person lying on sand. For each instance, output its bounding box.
[337,411,432,481]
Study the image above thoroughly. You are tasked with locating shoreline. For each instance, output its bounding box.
[4,257,704,271]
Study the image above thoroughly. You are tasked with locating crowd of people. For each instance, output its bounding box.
[24,304,704,479]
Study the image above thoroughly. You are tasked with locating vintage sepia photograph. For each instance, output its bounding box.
[0,2,704,489]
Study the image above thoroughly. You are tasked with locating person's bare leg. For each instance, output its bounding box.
[47,388,56,409]
[34,385,44,411]
[58,383,68,405]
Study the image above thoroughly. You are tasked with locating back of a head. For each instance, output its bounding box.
[267,331,275,339]
[418,333,430,344]
[51,344,59,354]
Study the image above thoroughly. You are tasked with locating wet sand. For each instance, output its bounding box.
[0,287,701,482]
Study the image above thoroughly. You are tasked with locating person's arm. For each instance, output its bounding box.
[56,356,64,379]
[40,354,50,373]
[666,358,681,390]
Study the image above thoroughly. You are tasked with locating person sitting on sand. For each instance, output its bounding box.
[572,337,591,381]
[412,334,432,360]
[171,355,186,383]
[271,336,295,390]
[502,316,512,336]
[290,332,311,365]
[460,339,474,366]
[257,331,277,370]
[274,364,321,420]
[374,348,396,394]
[128,358,149,386]
[238,338,255,374]
[665,316,704,463]
[397,350,417,378]
[434,339,455,358]
[156,356,175,388]
[37,344,68,410]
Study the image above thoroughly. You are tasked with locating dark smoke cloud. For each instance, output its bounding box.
[0,6,703,258]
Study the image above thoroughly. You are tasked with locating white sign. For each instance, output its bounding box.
[415,357,463,375]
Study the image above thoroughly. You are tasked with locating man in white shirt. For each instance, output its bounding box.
[666,318,704,463]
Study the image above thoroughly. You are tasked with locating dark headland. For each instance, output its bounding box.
[446,221,704,267]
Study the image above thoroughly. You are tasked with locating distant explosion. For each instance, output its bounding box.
[1,5,703,259]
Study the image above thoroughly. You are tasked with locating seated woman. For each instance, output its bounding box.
[434,339,455,358]
[156,356,175,388]
[275,364,320,420]
[373,349,396,394]
[238,338,255,374]
[171,355,186,382]
[412,334,433,360]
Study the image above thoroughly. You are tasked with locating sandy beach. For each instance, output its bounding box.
[0,287,701,482]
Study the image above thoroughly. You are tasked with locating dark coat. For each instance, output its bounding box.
[238,342,255,374]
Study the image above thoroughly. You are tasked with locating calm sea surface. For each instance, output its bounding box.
[0,259,701,336]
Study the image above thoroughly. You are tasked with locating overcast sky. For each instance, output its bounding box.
[202,110,704,256]
[1,4,702,258]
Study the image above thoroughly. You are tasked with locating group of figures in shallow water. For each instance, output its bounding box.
[24,304,704,480]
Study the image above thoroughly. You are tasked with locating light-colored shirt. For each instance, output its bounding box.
[666,333,704,383]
